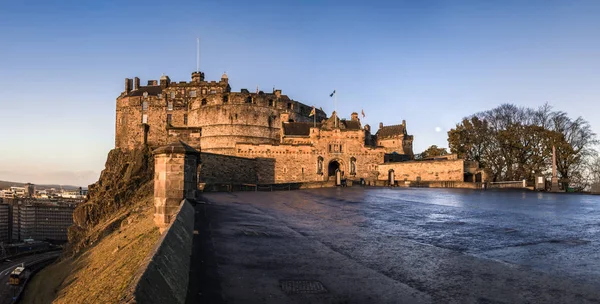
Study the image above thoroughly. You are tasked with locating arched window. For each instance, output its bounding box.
[317,156,324,175]
[350,157,356,175]
[201,98,207,106]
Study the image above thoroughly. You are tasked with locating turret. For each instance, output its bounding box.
[351,112,359,121]
[134,77,140,90]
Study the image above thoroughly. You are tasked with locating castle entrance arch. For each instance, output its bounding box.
[328,160,340,177]
[328,160,344,185]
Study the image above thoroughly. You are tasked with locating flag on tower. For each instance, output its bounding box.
[361,109,365,118]
[329,90,336,97]
[309,106,316,117]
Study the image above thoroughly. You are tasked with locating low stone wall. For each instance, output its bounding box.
[377,159,465,182]
[405,181,482,189]
[124,200,195,304]
[200,152,275,185]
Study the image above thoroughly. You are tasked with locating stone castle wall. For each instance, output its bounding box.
[236,125,386,183]
[377,159,465,182]
[115,73,327,153]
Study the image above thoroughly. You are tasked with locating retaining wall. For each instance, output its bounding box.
[124,199,195,304]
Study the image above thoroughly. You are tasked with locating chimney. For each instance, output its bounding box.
[351,112,359,121]
[160,75,170,88]
[402,120,406,127]
[125,78,133,93]
[134,77,140,90]
[147,80,158,86]
[379,122,383,129]
[274,89,282,98]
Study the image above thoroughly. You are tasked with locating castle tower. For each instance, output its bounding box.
[191,71,205,83]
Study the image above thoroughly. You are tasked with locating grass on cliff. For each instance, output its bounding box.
[22,182,160,304]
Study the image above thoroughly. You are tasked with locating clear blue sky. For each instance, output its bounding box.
[1,0,599,186]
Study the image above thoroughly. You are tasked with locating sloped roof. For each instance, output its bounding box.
[376,124,405,138]
[128,86,163,97]
[341,120,361,130]
[283,122,321,136]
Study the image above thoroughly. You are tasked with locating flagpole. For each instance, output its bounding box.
[334,89,337,128]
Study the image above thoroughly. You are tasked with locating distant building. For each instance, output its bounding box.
[10,200,76,242]
[0,190,14,199]
[10,187,26,197]
[0,204,10,243]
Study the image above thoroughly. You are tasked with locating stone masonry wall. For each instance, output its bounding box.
[377,159,465,182]
[236,127,386,184]
[115,73,327,152]
[199,152,268,184]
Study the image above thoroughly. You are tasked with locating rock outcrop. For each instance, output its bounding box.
[67,147,154,255]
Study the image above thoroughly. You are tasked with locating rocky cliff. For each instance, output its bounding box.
[23,147,161,303]
[67,147,154,255]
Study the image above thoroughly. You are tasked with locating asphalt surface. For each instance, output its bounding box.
[188,187,600,304]
[0,251,60,304]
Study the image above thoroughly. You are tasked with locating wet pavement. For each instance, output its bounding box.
[188,187,600,303]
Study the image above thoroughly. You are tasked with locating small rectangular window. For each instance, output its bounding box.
[184,114,188,125]
[142,114,148,124]
[167,114,172,124]
[287,103,292,109]
[189,90,196,97]
[168,101,173,111]
[268,99,274,107]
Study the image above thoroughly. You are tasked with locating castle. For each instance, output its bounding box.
[116,71,483,186]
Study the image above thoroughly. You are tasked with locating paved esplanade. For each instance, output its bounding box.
[188,188,600,303]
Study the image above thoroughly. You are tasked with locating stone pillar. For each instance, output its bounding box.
[551,145,560,192]
[153,141,201,232]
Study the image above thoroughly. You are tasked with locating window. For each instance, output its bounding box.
[246,96,252,104]
[142,101,148,111]
[287,103,292,109]
[223,95,229,103]
[210,90,216,94]
[189,90,196,97]
[350,157,356,175]
[157,93,162,99]
[167,114,172,125]
[170,92,175,99]
[268,99,274,106]
[167,101,173,111]
[201,98,207,106]
[184,114,188,125]
[202,89,207,95]
[143,91,148,98]
[142,114,148,124]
